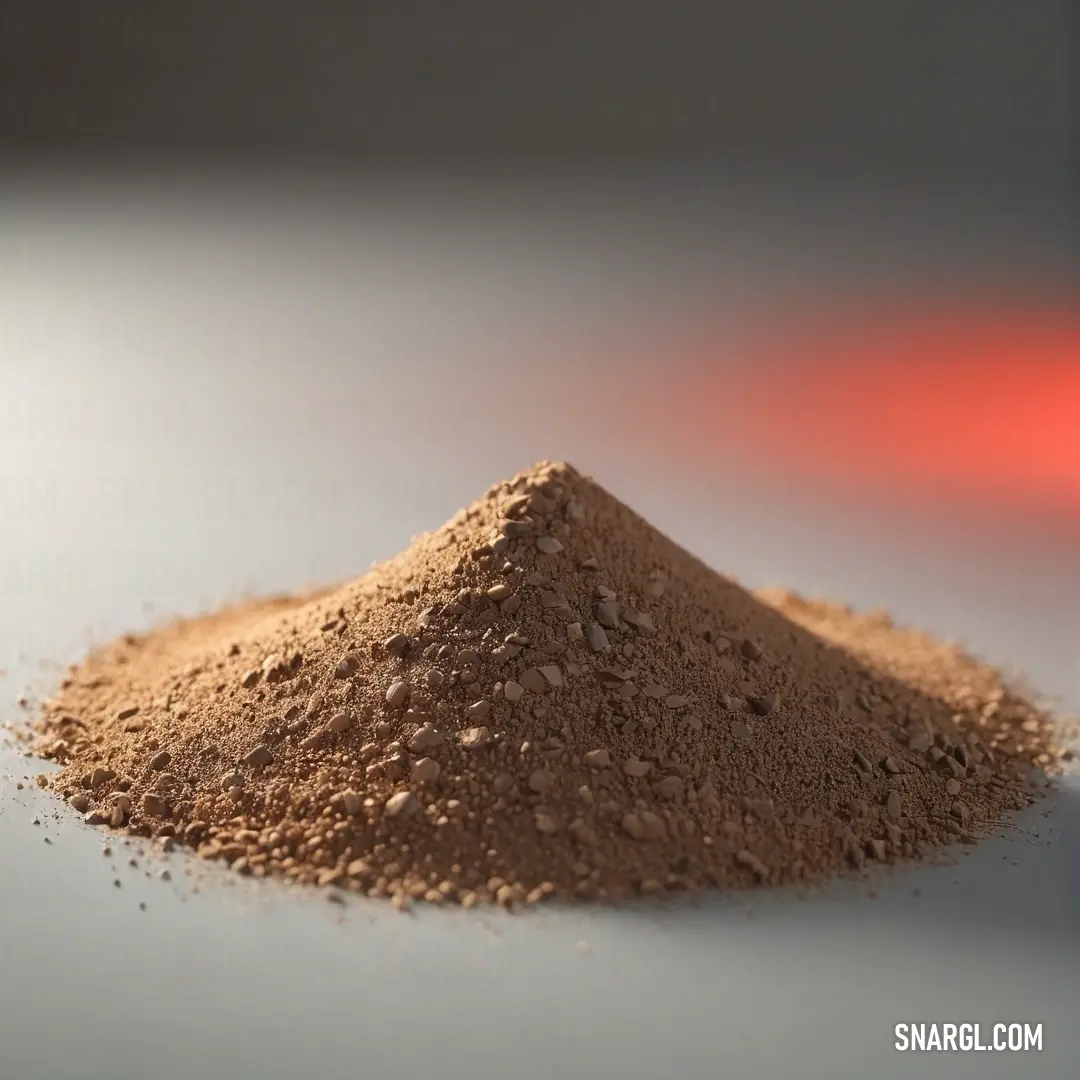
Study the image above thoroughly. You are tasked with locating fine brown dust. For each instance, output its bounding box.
[32,462,1066,908]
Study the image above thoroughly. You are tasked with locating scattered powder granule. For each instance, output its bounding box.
[31,461,1067,906]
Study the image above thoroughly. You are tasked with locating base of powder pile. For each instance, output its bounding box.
[32,462,1067,908]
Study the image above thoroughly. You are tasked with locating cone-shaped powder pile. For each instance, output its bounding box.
[34,462,1063,906]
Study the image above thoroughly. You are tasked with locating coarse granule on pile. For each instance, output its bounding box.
[32,461,1067,907]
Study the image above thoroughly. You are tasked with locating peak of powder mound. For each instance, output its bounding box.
[34,461,1064,906]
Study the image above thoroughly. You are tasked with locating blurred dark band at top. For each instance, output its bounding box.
[0,2,1072,199]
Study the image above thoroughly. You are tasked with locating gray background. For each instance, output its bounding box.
[0,174,1078,1079]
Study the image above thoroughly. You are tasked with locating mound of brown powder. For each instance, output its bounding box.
[33,461,1064,906]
